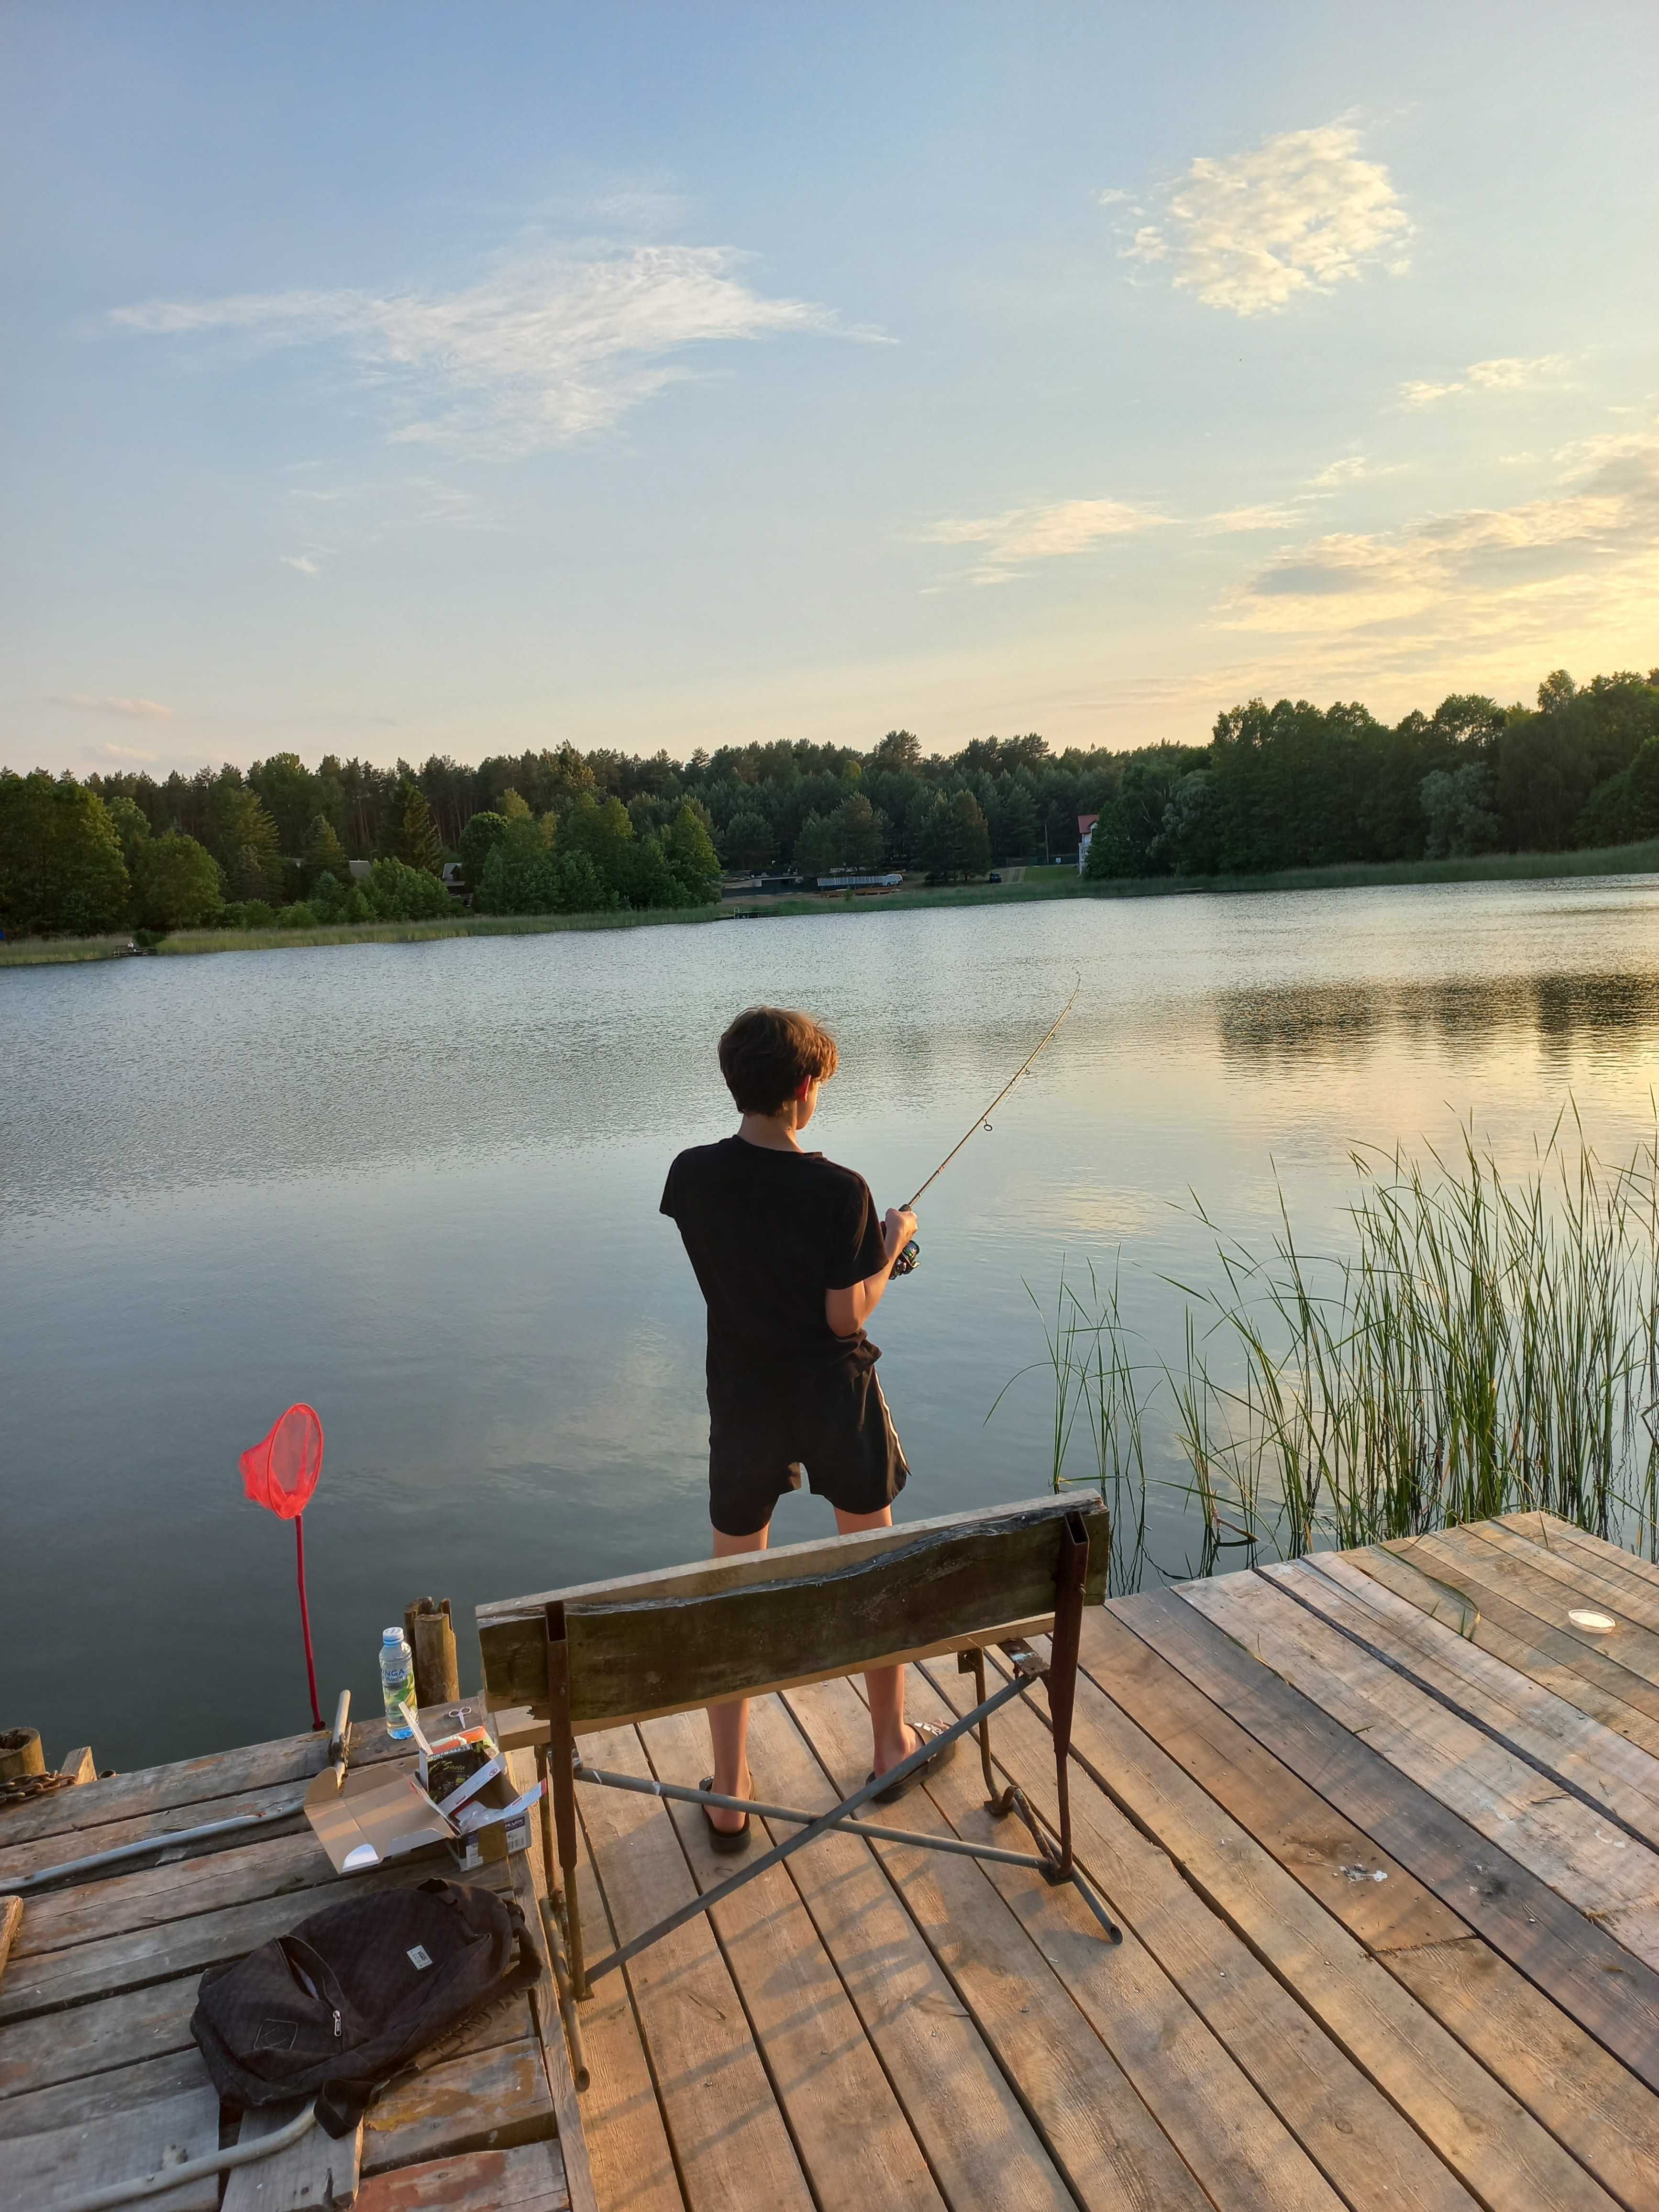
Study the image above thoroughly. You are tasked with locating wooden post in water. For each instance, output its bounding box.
[0,1729,44,1784]
[404,1596,461,1708]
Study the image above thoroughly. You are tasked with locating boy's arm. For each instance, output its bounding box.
[825,1206,917,1337]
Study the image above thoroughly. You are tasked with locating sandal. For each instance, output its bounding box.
[698,1776,751,1854]
[865,1721,958,1805]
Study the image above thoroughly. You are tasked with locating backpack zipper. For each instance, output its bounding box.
[332,2008,342,2041]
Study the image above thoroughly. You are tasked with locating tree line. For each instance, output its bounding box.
[3,662,1657,937]
[1083,667,1659,881]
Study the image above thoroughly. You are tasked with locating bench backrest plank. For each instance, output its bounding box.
[477,1495,1106,1730]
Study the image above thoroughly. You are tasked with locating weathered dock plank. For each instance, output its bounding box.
[1180,1571,1659,1963]
[784,1671,1208,2212]
[354,2139,570,2210]
[1353,1539,1659,1755]
[1110,1588,1659,2091]
[740,1687,1081,2212]
[1029,1635,1621,2212]
[6,2080,221,2211]
[574,1721,817,2212]
[908,1661,1473,2212]
[1264,1553,1659,1842]
[640,1702,947,2212]
[1078,1601,1659,2212]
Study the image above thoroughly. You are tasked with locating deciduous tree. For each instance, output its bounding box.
[457,810,508,891]
[131,832,223,929]
[0,771,131,934]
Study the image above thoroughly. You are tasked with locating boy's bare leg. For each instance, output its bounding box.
[832,1505,917,1775]
[707,1521,769,1832]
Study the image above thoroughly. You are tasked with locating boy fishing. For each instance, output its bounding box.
[660,1004,956,1849]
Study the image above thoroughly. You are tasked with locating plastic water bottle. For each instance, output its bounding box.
[379,1626,414,1740]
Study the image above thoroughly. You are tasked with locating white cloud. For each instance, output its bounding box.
[59,693,173,720]
[110,245,868,457]
[1399,354,1572,408]
[1204,504,1305,533]
[83,741,158,763]
[920,497,1167,585]
[1117,123,1410,316]
[1306,453,1406,490]
[280,554,321,575]
[1096,188,1134,208]
[1223,420,1659,659]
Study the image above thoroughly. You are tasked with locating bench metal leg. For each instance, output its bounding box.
[543,1603,587,2000]
[959,1646,1017,1816]
[1047,1510,1090,1880]
[533,1741,564,1919]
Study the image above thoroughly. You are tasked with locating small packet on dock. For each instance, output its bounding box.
[420,1724,500,1812]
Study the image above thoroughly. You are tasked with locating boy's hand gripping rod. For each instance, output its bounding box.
[890,982,1079,1277]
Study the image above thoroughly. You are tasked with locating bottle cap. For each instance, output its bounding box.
[383,1626,402,1642]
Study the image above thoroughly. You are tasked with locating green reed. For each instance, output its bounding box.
[1006,1121,1659,1576]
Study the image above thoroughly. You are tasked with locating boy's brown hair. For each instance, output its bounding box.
[719,1006,839,1114]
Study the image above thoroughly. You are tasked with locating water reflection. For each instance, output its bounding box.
[7,873,1659,1767]
[1217,970,1659,1071]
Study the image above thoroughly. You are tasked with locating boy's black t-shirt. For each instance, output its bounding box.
[661,1137,889,1398]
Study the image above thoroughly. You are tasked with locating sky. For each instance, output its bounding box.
[4,1,1657,780]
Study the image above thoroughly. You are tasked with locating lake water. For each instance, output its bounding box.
[7,875,1659,1770]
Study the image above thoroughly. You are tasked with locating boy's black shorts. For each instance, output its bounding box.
[707,1349,909,1537]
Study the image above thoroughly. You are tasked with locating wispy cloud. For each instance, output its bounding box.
[1204,503,1306,533]
[919,497,1167,585]
[1306,453,1408,490]
[1223,420,1659,656]
[82,741,159,763]
[1115,122,1411,317]
[280,553,320,575]
[110,245,872,457]
[1399,354,1573,409]
[58,693,173,720]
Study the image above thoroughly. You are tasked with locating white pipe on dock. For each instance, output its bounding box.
[52,2101,319,2212]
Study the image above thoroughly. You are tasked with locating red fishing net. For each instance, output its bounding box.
[239,1403,323,1521]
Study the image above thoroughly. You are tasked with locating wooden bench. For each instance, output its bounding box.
[476,1494,1118,2088]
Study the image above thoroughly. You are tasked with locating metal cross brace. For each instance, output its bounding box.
[574,1665,1121,1987]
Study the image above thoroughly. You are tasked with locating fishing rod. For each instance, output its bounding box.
[890,982,1080,1278]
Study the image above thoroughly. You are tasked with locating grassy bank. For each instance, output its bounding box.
[5,836,1658,967]
[0,903,730,966]
[1082,837,1659,901]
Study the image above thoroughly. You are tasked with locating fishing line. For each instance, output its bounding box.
[892,980,1080,1277]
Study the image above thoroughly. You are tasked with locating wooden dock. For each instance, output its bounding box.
[550,1509,1659,2212]
[6,1507,1659,2208]
[0,1706,578,2211]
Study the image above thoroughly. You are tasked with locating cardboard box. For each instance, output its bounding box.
[303,1761,457,1875]
[303,1710,542,1876]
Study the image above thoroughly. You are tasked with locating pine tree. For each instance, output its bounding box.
[391,779,443,875]
[204,772,281,896]
[302,814,350,884]
[661,803,722,901]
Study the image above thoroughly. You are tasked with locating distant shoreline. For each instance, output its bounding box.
[6,838,1659,967]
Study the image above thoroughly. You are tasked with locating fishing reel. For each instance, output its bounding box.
[892,1238,921,1278]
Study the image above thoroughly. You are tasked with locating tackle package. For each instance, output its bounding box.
[304,1712,542,1875]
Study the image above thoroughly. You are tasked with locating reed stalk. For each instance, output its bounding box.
[1008,1121,1659,1575]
